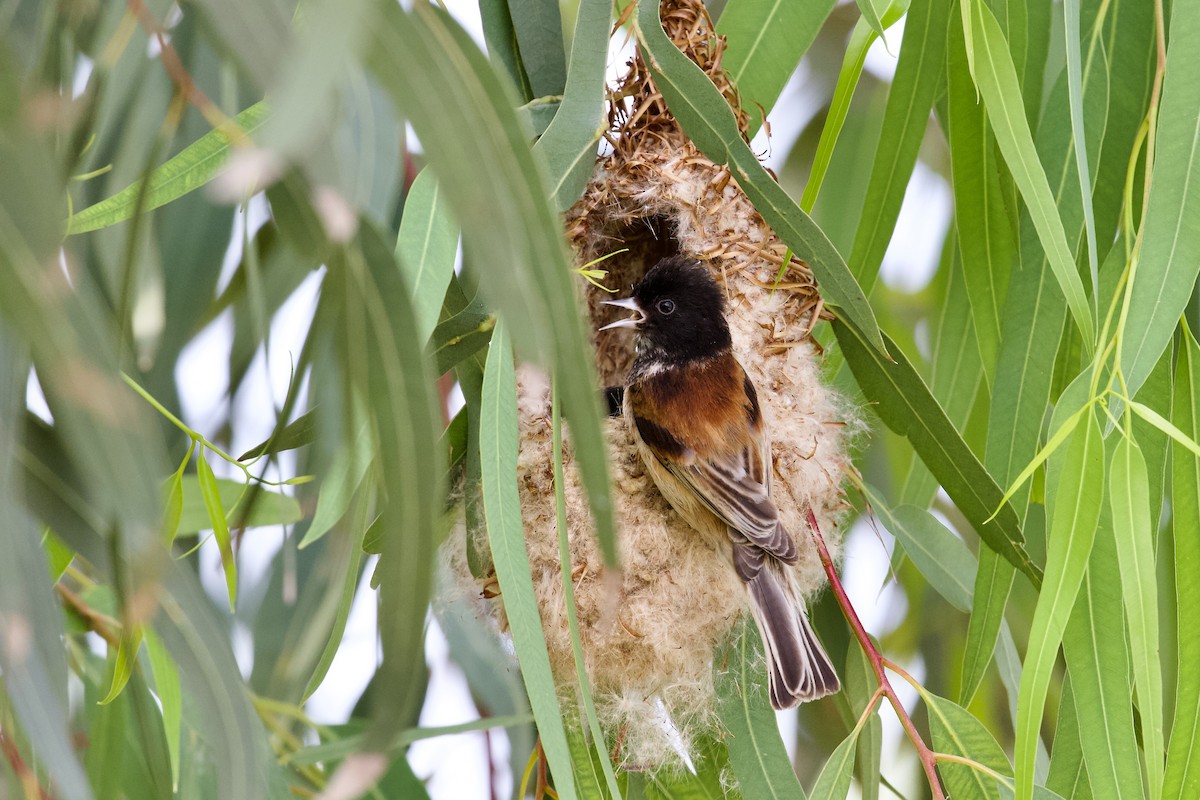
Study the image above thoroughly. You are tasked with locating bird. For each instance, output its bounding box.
[599,255,839,708]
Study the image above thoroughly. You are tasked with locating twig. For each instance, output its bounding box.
[806,507,946,800]
[0,730,55,800]
[126,0,247,145]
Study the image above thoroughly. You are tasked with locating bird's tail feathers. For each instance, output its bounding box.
[746,563,839,709]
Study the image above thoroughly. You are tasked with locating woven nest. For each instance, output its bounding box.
[443,0,856,770]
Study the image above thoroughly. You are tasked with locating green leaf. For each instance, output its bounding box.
[833,319,1041,585]
[431,298,495,375]
[0,343,90,800]
[1060,502,1144,800]
[238,409,317,460]
[1119,0,1200,398]
[1061,0,1099,299]
[479,322,578,799]
[551,383,621,798]
[866,486,975,613]
[336,222,446,750]
[634,0,885,354]
[1109,436,1163,800]
[1165,325,1200,799]
[926,692,1009,800]
[298,420,373,549]
[1046,677,1092,800]
[960,548,1013,705]
[161,443,191,546]
[960,0,1094,347]
[144,630,182,792]
[508,0,566,99]
[946,19,1014,381]
[99,627,144,705]
[534,0,612,210]
[716,0,837,134]
[1014,408,1104,800]
[396,166,460,344]
[855,0,888,38]
[66,102,270,234]
[715,619,807,800]
[809,728,859,800]
[196,452,238,613]
[367,3,618,570]
[479,0,534,99]
[848,0,952,292]
[801,2,908,214]
[177,475,303,535]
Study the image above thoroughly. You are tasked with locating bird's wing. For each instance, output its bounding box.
[659,432,798,565]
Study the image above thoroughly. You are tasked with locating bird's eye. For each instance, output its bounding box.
[656,298,676,315]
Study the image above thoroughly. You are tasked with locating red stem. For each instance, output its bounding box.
[806,508,945,800]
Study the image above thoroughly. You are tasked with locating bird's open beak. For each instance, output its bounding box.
[599,297,645,331]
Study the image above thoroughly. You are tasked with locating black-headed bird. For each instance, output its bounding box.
[601,255,839,708]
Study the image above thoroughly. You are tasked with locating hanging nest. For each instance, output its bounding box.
[442,0,857,771]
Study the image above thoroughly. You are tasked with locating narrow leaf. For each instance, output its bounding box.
[1014,409,1104,800]
[960,0,1094,346]
[848,0,952,292]
[480,323,578,800]
[634,0,886,353]
[834,320,1040,585]
[1120,0,1200,397]
[1109,436,1163,799]
[66,103,270,234]
[196,452,238,613]
[1165,326,1200,799]
[715,619,807,800]
[534,0,612,210]
[144,630,182,792]
[396,167,460,344]
[809,729,859,800]
[1061,510,1144,799]
[716,0,837,133]
[367,3,618,570]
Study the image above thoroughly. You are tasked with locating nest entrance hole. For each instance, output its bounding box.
[592,215,681,386]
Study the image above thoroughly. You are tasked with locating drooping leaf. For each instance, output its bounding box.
[834,320,1040,585]
[1014,408,1104,800]
[715,619,808,800]
[801,2,909,214]
[196,452,238,613]
[634,0,886,354]
[508,0,566,99]
[1120,0,1200,398]
[848,0,952,292]
[1061,506,1144,799]
[959,0,1094,346]
[866,486,975,613]
[479,323,579,799]
[534,0,612,210]
[716,0,837,134]
[366,3,618,570]
[1109,435,1163,799]
[808,728,859,800]
[1165,326,1200,799]
[177,474,303,536]
[396,166,460,344]
[66,103,270,235]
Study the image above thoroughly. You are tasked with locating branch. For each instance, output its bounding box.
[806,507,946,800]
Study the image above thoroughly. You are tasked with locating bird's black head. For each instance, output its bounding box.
[601,256,732,364]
